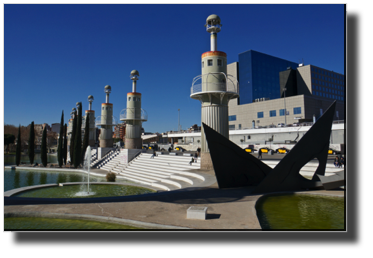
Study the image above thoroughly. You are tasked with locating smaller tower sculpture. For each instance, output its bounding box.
[67,107,76,152]
[84,95,96,147]
[120,70,148,149]
[96,85,116,148]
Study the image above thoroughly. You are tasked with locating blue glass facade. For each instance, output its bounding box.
[238,50,299,104]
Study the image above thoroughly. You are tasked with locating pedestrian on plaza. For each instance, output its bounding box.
[334,156,339,167]
[194,152,198,163]
[258,149,262,159]
[197,147,201,157]
[189,157,194,165]
[150,149,156,159]
[340,156,345,168]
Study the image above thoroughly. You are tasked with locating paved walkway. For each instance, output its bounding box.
[4,167,344,230]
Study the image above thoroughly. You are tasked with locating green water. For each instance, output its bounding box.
[4,168,129,192]
[14,184,155,198]
[256,194,345,230]
[4,217,143,230]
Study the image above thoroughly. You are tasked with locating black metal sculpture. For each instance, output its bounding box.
[203,100,344,194]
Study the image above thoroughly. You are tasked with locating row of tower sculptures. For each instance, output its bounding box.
[66,70,147,153]
[67,14,237,170]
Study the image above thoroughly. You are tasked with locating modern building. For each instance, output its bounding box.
[238,50,299,105]
[227,55,345,129]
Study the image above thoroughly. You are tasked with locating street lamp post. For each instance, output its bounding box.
[178,109,180,131]
[283,88,287,125]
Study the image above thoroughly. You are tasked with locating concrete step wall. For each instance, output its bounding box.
[96,152,205,191]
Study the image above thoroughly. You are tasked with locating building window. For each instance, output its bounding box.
[279,109,286,116]
[294,107,301,114]
[129,97,131,101]
[270,110,276,117]
[202,61,204,68]
[208,59,213,66]
[238,124,242,129]
[229,124,235,130]
[257,112,264,118]
[217,59,222,66]
[228,115,236,121]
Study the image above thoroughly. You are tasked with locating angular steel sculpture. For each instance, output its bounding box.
[203,100,344,194]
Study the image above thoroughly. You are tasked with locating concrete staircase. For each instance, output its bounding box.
[99,152,204,191]
[262,160,344,177]
[92,149,120,169]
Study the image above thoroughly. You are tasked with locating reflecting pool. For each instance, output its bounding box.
[256,194,345,230]
[4,217,143,230]
[4,168,129,192]
[14,184,156,198]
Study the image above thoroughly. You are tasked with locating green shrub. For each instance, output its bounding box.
[106,172,116,182]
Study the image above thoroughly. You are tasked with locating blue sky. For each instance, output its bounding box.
[4,4,345,133]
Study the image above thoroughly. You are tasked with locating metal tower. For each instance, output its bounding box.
[120,70,148,149]
[96,85,116,148]
[190,14,239,169]
[83,95,96,147]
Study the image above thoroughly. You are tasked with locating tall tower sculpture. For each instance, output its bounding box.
[97,85,115,148]
[190,14,239,170]
[67,107,76,155]
[84,95,96,147]
[120,70,148,149]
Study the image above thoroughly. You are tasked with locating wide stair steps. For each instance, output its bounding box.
[98,153,205,191]
[92,149,120,169]
[262,160,344,177]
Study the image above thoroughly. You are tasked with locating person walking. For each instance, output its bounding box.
[197,147,201,157]
[258,149,262,159]
[194,152,198,163]
[334,156,339,167]
[189,157,194,165]
[340,156,345,167]
[150,149,156,159]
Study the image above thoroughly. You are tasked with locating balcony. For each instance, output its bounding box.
[120,108,148,122]
[95,115,117,127]
[190,72,239,97]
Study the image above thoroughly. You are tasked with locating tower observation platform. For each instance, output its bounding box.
[190,14,239,170]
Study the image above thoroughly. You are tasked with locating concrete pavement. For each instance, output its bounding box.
[4,154,345,230]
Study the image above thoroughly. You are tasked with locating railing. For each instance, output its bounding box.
[120,108,148,121]
[95,115,118,126]
[191,73,239,95]
[167,130,201,134]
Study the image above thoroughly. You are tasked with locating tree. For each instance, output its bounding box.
[41,126,47,167]
[28,121,35,164]
[16,125,21,166]
[58,111,64,167]
[81,113,89,164]
[4,134,15,153]
[73,102,82,168]
[70,111,77,164]
[63,124,67,165]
